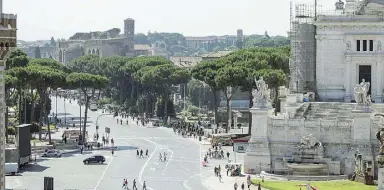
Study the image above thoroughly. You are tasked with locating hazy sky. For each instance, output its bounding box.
[5,0,337,41]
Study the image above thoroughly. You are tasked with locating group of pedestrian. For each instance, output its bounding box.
[214,165,222,182]
[136,149,148,158]
[121,178,143,190]
[233,175,260,190]
[159,152,167,162]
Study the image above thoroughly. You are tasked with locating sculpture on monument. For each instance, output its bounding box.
[298,134,322,151]
[252,77,270,108]
[376,128,384,155]
[354,150,363,175]
[354,79,371,106]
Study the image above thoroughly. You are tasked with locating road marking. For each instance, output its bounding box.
[183,180,193,190]
[138,138,158,190]
[161,147,173,176]
[93,152,115,190]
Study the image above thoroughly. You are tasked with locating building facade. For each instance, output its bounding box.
[56,18,135,64]
[0,0,17,189]
[290,0,384,102]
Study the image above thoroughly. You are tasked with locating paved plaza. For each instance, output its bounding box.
[6,97,210,190]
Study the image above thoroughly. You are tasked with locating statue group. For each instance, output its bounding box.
[354,79,372,106]
[252,77,270,108]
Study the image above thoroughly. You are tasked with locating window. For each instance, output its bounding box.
[357,40,361,51]
[369,40,374,51]
[363,40,367,51]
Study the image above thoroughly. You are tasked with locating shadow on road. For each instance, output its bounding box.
[61,151,92,158]
[115,145,139,151]
[19,164,49,173]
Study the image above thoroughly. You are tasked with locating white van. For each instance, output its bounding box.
[5,163,18,175]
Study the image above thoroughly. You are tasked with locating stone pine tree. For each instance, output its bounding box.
[35,46,41,58]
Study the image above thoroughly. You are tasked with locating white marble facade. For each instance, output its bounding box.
[315,15,384,102]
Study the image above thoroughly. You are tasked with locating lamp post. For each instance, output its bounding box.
[64,95,66,124]
[95,113,113,134]
[55,90,58,128]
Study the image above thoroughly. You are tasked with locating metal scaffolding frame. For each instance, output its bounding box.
[289,1,317,94]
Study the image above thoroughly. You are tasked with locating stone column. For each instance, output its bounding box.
[377,155,384,190]
[244,107,271,174]
[344,60,351,102]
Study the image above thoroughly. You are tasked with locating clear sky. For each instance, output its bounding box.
[4,0,337,41]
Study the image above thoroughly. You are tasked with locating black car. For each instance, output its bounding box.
[83,155,105,164]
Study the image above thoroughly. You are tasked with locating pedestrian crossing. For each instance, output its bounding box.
[113,136,168,140]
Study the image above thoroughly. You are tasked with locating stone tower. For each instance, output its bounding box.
[0,1,17,189]
[124,18,135,38]
[236,29,243,49]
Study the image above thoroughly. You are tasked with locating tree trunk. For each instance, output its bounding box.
[163,90,169,123]
[97,90,101,100]
[248,89,253,135]
[83,89,95,140]
[130,81,135,100]
[37,91,44,141]
[212,90,219,125]
[30,89,35,123]
[5,108,8,143]
[274,87,278,116]
[226,98,230,133]
[119,80,124,104]
[18,87,22,125]
[44,92,52,144]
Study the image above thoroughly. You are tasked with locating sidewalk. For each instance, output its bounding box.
[204,175,266,190]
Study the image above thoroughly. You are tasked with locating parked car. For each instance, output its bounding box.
[42,149,62,158]
[83,155,105,164]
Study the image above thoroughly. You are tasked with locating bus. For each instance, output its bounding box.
[90,102,97,111]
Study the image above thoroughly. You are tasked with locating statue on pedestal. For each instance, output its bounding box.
[354,150,363,175]
[354,79,371,106]
[376,128,384,156]
[252,77,270,108]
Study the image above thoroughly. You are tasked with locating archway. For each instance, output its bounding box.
[88,49,91,54]
[92,49,96,54]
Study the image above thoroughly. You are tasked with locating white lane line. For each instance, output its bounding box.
[93,153,115,190]
[183,180,193,190]
[139,138,158,190]
[161,147,174,176]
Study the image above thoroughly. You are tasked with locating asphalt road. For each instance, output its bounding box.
[6,97,209,190]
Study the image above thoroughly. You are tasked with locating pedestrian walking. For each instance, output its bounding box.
[241,182,245,190]
[137,150,140,158]
[112,148,115,156]
[140,149,143,158]
[247,179,251,190]
[234,182,238,190]
[143,181,147,190]
[218,173,222,182]
[132,179,137,190]
[145,149,148,157]
[122,179,126,189]
[258,182,261,190]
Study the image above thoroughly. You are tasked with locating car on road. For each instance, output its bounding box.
[42,149,62,158]
[83,155,105,164]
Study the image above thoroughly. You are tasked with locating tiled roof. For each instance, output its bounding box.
[201,51,232,58]
[134,44,151,51]
[170,56,202,67]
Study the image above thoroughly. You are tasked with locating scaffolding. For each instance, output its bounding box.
[289,1,317,94]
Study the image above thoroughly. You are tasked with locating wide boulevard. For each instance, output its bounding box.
[6,97,210,190]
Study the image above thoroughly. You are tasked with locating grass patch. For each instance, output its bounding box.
[41,124,56,131]
[251,179,376,190]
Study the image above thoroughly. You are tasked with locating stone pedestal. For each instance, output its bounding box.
[377,155,384,190]
[244,107,271,174]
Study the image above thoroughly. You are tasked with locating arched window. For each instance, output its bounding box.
[92,49,96,54]
[96,49,100,55]
[88,49,91,54]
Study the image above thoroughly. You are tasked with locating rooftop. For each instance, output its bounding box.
[201,51,232,58]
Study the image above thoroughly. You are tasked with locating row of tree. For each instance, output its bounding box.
[190,47,289,132]
[67,46,289,134]
[5,49,108,144]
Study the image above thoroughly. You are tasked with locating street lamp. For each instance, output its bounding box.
[95,113,113,134]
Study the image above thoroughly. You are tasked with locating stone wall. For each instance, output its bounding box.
[267,117,370,175]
